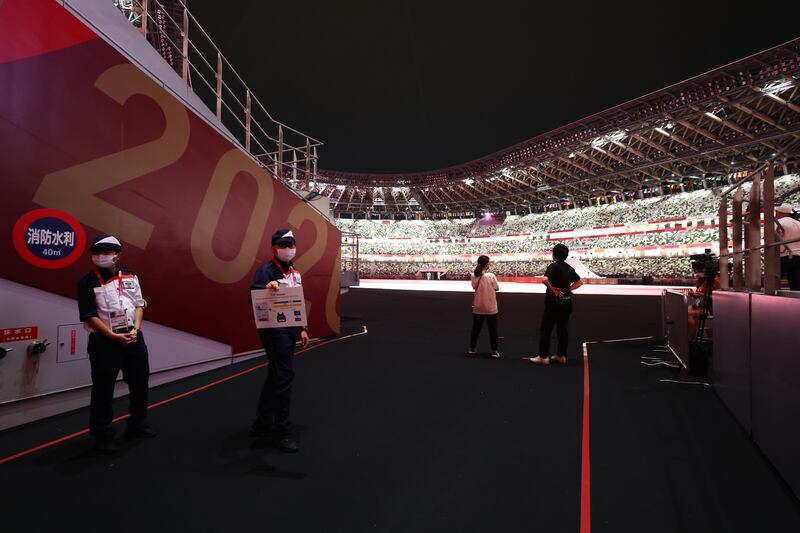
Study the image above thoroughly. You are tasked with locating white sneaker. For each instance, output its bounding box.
[529,356,550,365]
[467,348,477,356]
[490,351,501,359]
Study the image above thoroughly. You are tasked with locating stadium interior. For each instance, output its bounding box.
[2,2,800,532]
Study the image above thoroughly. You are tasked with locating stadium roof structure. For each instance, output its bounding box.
[297,37,800,217]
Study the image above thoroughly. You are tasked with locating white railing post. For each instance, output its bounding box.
[216,52,222,120]
[763,164,779,295]
[245,90,251,152]
[181,6,189,82]
[746,170,762,292]
[140,0,149,38]
[278,125,284,179]
[719,198,729,290]
[732,187,744,291]
[305,138,311,186]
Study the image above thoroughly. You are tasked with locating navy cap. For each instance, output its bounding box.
[90,234,122,253]
[271,229,296,246]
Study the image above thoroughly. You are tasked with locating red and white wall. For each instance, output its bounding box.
[0,0,341,427]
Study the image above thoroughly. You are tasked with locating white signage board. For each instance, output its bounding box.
[250,286,308,329]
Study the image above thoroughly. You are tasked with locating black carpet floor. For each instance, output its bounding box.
[1,289,799,532]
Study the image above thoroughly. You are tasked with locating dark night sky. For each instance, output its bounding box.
[188,0,798,174]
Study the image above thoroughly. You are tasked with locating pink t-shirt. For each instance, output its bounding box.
[471,272,499,315]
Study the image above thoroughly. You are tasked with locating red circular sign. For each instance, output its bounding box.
[12,208,87,269]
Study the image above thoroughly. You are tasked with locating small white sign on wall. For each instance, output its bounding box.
[56,324,89,363]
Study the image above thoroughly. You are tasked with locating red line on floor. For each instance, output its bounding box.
[0,328,367,465]
[580,343,591,533]
[577,335,650,532]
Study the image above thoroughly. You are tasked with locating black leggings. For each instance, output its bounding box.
[470,313,498,351]
[539,300,572,358]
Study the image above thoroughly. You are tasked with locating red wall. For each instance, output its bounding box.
[0,0,341,352]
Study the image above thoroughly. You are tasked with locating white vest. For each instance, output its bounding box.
[85,269,147,333]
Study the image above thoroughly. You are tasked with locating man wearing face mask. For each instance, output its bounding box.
[249,229,309,453]
[77,234,155,453]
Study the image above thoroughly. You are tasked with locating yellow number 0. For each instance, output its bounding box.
[191,149,274,284]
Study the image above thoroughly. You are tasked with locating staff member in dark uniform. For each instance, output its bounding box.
[77,235,155,452]
[529,243,583,365]
[250,229,309,453]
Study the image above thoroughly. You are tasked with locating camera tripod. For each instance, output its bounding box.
[694,278,714,342]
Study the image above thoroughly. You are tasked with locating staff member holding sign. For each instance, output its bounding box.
[249,229,309,453]
[77,235,155,453]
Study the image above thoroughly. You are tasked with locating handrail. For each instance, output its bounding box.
[720,161,772,197]
[112,0,323,184]
[716,235,800,257]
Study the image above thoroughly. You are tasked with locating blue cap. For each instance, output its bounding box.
[271,229,296,246]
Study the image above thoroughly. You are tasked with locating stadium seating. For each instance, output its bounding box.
[337,175,800,279]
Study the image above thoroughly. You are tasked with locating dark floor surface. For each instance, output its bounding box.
[1,289,798,532]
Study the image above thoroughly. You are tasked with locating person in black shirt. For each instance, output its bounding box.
[77,234,155,452]
[529,243,583,365]
[249,229,309,453]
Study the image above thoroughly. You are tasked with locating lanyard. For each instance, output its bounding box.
[94,267,123,296]
[272,259,297,286]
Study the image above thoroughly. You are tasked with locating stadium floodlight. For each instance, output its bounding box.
[665,122,675,129]
[590,130,627,148]
[568,152,576,158]
[336,185,346,190]
[590,137,605,149]
[463,178,474,185]
[762,78,794,96]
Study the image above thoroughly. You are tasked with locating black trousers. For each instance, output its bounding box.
[254,327,299,436]
[88,332,150,436]
[539,299,573,358]
[781,256,800,290]
[470,313,499,351]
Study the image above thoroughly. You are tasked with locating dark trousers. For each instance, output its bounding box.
[470,313,499,351]
[781,256,800,290]
[539,299,573,358]
[254,328,298,436]
[88,332,150,436]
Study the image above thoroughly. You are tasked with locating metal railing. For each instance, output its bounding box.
[112,0,322,184]
[718,161,800,295]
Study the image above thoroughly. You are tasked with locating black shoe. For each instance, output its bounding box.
[94,435,118,453]
[125,424,157,439]
[276,436,299,453]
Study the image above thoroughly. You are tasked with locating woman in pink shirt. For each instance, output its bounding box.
[468,255,500,358]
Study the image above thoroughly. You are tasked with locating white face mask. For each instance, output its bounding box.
[276,248,296,262]
[92,254,117,269]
